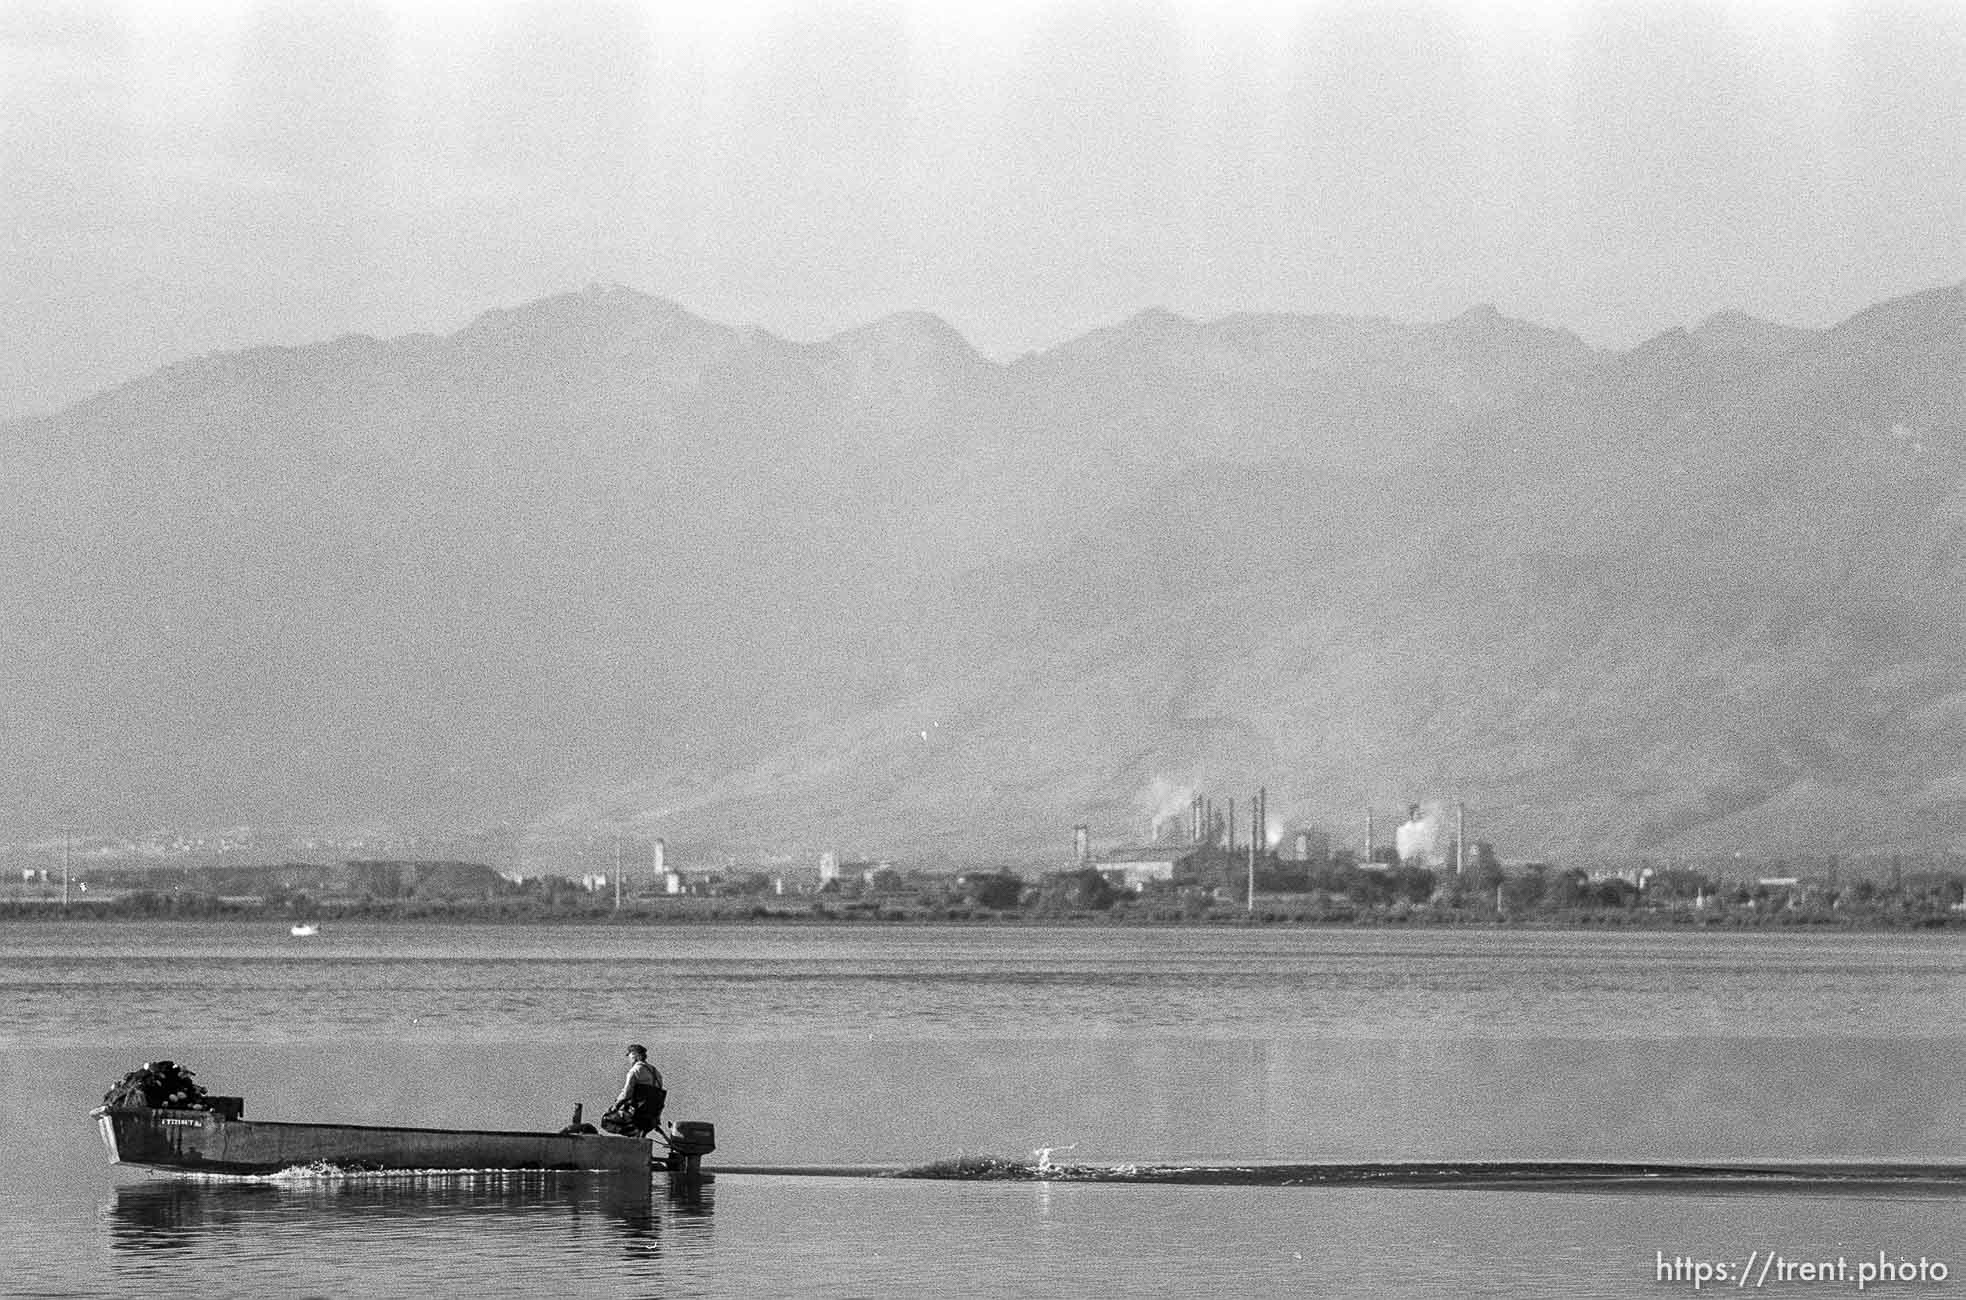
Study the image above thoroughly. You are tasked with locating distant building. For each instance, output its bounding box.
[1590,866,1655,888]
[1089,846,1203,892]
[842,859,894,885]
[1291,828,1331,864]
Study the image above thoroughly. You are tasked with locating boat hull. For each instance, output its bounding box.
[94,1106,653,1177]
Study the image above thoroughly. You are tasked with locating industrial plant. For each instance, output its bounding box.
[1069,786,1484,896]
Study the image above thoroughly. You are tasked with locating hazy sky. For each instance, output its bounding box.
[3,0,1963,421]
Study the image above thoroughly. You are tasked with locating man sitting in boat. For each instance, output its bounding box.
[600,1043,666,1137]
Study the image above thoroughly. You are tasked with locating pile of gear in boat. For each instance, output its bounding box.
[101,1061,244,1119]
[600,1090,664,1137]
[557,1094,667,1139]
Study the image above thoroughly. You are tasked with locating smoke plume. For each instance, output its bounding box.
[1395,803,1446,867]
[1135,778,1195,842]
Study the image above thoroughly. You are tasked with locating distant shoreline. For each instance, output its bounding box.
[3,897,1960,931]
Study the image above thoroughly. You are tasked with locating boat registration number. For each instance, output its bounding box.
[159,1117,205,1127]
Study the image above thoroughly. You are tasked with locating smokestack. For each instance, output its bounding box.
[1074,824,1090,865]
[653,838,666,876]
[1366,808,1374,861]
[1228,798,1237,853]
[1294,831,1310,862]
[1455,802,1466,876]
[1246,831,1256,913]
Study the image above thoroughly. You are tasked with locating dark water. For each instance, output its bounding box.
[3,922,1961,1296]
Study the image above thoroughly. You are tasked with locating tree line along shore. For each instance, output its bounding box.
[3,857,1963,928]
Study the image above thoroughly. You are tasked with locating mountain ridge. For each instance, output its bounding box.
[6,281,1966,869]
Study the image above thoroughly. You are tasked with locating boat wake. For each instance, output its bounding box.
[877,1156,1966,1193]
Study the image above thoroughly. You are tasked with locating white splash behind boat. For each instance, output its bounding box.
[290,923,320,937]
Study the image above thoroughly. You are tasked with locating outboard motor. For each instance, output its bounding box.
[664,1121,716,1180]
